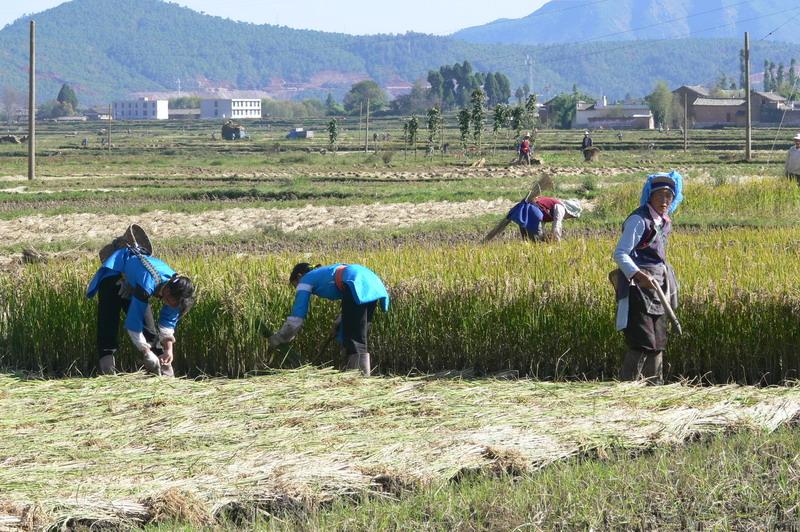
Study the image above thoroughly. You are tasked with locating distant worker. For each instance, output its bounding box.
[617,131,623,141]
[507,196,583,242]
[581,130,593,150]
[610,172,683,385]
[81,137,89,148]
[518,134,532,165]
[87,225,195,377]
[268,263,390,376]
[786,132,800,183]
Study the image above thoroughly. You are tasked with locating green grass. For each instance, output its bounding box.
[232,428,800,531]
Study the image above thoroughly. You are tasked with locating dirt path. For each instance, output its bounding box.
[1,198,514,248]
[0,165,646,184]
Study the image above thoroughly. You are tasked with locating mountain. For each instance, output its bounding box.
[453,0,800,45]
[0,0,798,106]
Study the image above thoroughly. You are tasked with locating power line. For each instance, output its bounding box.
[758,11,800,42]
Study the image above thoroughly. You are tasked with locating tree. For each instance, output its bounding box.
[764,60,772,92]
[325,93,344,115]
[470,88,486,154]
[777,63,786,89]
[407,115,419,159]
[391,80,434,115]
[523,94,538,130]
[492,103,510,153]
[327,118,338,151]
[56,83,78,110]
[427,71,444,102]
[426,106,443,155]
[514,87,525,105]
[457,108,471,151]
[547,90,595,129]
[2,86,22,125]
[343,80,387,115]
[647,81,673,128]
[509,105,525,137]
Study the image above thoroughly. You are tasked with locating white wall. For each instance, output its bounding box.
[201,99,261,120]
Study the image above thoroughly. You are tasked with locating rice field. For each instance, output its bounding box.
[2,226,800,383]
[2,125,800,529]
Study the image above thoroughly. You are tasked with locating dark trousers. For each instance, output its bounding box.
[341,284,376,356]
[97,275,160,359]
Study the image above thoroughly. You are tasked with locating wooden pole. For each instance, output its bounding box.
[683,91,688,152]
[28,20,35,181]
[364,97,370,153]
[107,104,112,151]
[744,32,752,161]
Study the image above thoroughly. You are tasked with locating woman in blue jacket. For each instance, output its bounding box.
[269,263,389,376]
[611,171,683,384]
[87,247,195,376]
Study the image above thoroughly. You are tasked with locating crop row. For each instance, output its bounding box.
[1,228,799,383]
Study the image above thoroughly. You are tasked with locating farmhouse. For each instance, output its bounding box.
[200,99,261,120]
[573,96,655,130]
[112,97,168,120]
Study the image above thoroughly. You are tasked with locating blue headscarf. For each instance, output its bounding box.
[639,170,684,214]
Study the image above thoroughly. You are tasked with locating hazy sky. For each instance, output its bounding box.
[0,0,549,35]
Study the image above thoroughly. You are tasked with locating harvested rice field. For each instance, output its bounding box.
[1,370,798,530]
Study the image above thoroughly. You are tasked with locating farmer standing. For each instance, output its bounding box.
[611,172,683,384]
[785,132,800,183]
[518,134,532,165]
[506,196,583,242]
[581,130,593,150]
[87,226,195,377]
[268,263,389,376]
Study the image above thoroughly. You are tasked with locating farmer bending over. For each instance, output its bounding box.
[87,226,195,376]
[507,196,583,242]
[611,172,683,384]
[268,263,390,376]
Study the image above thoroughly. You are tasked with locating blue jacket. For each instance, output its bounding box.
[290,264,389,319]
[86,248,181,334]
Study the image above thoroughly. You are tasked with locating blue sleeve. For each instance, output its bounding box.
[290,288,312,319]
[158,305,180,330]
[613,215,646,279]
[124,298,148,333]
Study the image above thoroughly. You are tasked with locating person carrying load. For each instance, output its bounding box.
[610,172,683,384]
[506,196,583,242]
[86,225,195,377]
[268,263,390,376]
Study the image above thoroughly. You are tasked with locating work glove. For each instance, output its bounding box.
[141,349,162,376]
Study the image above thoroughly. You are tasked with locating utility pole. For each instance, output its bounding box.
[744,32,752,161]
[28,20,35,181]
[358,101,363,150]
[107,104,112,151]
[683,92,688,152]
[364,97,370,153]
[526,55,533,94]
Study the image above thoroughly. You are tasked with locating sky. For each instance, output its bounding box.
[0,0,548,35]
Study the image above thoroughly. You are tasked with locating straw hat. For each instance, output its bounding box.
[562,199,583,218]
[793,132,800,141]
[98,224,152,262]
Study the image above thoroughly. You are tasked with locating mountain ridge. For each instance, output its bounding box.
[0,0,798,106]
[453,0,799,45]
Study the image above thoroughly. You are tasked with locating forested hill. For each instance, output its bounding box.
[453,0,799,45]
[1,0,799,105]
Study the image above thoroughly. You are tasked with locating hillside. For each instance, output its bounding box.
[0,0,799,105]
[453,0,799,45]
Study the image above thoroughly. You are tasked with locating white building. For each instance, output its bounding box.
[573,96,654,130]
[112,98,168,120]
[200,99,261,120]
